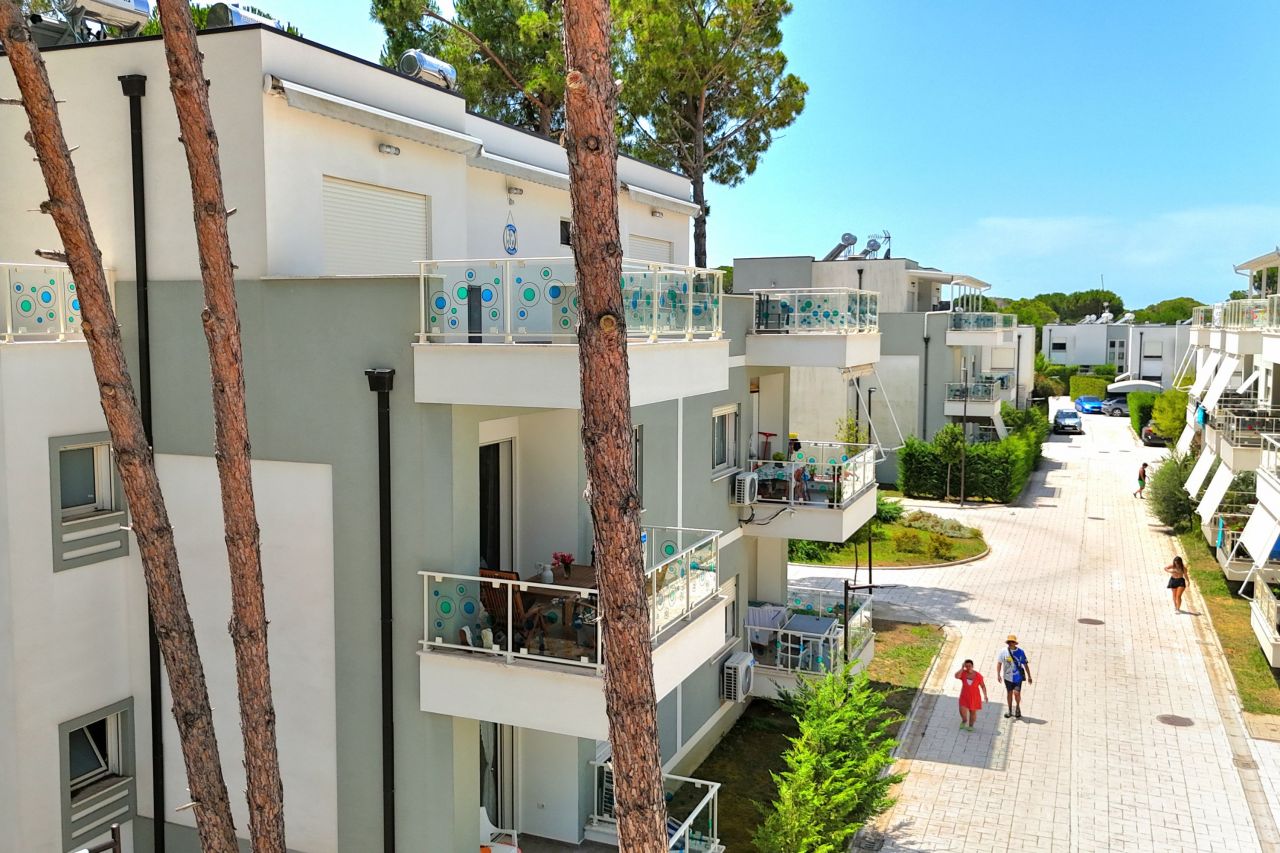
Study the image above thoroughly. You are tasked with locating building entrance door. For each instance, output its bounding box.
[479,441,514,573]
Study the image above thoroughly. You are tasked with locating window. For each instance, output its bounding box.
[632,425,644,507]
[1050,342,1066,352]
[711,405,738,472]
[59,699,135,851]
[560,218,572,246]
[50,433,129,571]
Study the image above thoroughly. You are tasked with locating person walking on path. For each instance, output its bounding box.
[955,659,989,731]
[1134,462,1148,499]
[995,635,1032,719]
[1164,554,1188,613]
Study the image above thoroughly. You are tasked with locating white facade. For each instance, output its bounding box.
[1041,321,1192,389]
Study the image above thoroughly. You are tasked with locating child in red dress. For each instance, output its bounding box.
[955,659,988,731]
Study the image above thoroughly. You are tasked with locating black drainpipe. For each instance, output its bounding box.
[1015,330,1022,408]
[119,73,164,853]
[365,368,396,853]
[921,334,930,437]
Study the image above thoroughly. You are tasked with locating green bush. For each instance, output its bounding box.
[875,493,904,523]
[1089,363,1119,380]
[900,510,981,539]
[1128,391,1158,435]
[1068,375,1111,400]
[1151,389,1189,439]
[926,533,956,561]
[789,539,837,563]
[1148,452,1197,531]
[755,666,902,853]
[899,416,1047,503]
[891,528,924,553]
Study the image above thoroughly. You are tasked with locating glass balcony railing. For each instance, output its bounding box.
[419,526,721,672]
[1222,299,1269,330]
[747,441,876,509]
[417,257,723,343]
[1191,305,1213,328]
[3,263,109,342]
[1215,411,1280,447]
[1262,435,1280,487]
[746,587,873,675]
[591,763,724,852]
[946,381,996,402]
[749,288,879,334]
[948,312,1016,332]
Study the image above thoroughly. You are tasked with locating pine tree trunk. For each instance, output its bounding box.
[0,6,239,851]
[562,1,668,850]
[152,2,286,849]
[692,173,707,268]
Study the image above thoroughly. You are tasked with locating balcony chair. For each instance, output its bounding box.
[479,807,520,853]
[478,568,548,651]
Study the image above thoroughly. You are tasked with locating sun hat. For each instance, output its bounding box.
[1006,634,1018,643]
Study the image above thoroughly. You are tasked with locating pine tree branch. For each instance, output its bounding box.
[421,9,551,118]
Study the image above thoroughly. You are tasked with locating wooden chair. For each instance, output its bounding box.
[479,569,546,646]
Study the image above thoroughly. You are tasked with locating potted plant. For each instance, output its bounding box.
[552,551,575,580]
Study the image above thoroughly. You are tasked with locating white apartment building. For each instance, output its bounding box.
[1042,319,1192,390]
[1,23,882,853]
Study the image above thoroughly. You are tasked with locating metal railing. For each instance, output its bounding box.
[746,587,873,675]
[750,288,879,334]
[1222,299,1270,330]
[419,527,721,671]
[590,762,723,852]
[3,263,114,342]
[1255,580,1280,638]
[1268,295,1280,331]
[747,441,876,509]
[1262,435,1280,488]
[1215,412,1280,447]
[946,381,996,402]
[1192,305,1214,328]
[948,312,1016,331]
[417,257,723,343]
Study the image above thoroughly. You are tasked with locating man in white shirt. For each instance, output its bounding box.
[995,634,1033,719]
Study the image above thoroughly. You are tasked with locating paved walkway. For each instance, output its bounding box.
[790,405,1278,852]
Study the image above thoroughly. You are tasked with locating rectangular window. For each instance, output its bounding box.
[711,405,738,472]
[1050,342,1066,352]
[50,433,129,571]
[632,425,644,508]
[560,219,572,246]
[60,699,135,851]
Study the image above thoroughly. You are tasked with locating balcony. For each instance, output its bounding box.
[745,586,873,700]
[943,375,1014,420]
[588,763,724,852]
[411,258,729,408]
[743,441,877,542]
[1221,299,1268,355]
[1204,512,1280,583]
[1206,410,1280,471]
[1252,580,1280,667]
[3,263,113,342]
[945,311,1016,347]
[744,288,881,369]
[417,527,727,740]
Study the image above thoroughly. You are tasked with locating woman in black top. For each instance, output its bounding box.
[1164,555,1187,613]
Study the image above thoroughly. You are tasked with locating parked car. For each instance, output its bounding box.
[1102,396,1129,417]
[1074,395,1104,414]
[1053,410,1084,434]
[1141,422,1166,446]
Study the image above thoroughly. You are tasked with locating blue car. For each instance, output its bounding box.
[1074,395,1103,414]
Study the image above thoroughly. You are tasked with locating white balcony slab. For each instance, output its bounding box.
[744,485,876,543]
[1259,468,1280,520]
[1251,597,1280,668]
[1263,332,1280,366]
[1220,438,1261,473]
[745,332,880,370]
[413,338,729,408]
[945,329,1014,348]
[1224,329,1262,356]
[944,398,1002,419]
[418,596,730,739]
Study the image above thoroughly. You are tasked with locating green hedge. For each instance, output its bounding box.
[1128,391,1158,435]
[1068,375,1111,399]
[898,417,1048,503]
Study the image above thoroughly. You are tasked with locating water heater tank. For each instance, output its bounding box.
[398,49,459,90]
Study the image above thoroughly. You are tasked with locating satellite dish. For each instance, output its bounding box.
[866,238,881,253]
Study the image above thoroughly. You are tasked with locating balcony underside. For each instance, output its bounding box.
[946,329,1014,347]
[744,332,881,370]
[944,398,1005,419]
[413,338,729,407]
[418,595,730,739]
[1224,329,1262,356]
[744,485,876,543]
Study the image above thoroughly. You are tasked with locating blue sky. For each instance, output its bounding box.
[264,0,1280,308]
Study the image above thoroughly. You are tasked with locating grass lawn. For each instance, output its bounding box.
[797,522,986,568]
[677,620,944,851]
[1180,531,1280,716]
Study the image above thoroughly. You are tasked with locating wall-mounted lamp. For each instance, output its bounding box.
[377,143,400,156]
[507,186,524,196]
[650,208,664,219]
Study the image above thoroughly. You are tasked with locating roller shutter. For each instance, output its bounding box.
[322,176,430,275]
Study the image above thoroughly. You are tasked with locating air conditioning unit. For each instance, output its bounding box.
[722,651,755,703]
[732,471,759,506]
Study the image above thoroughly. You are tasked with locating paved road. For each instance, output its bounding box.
[791,404,1274,853]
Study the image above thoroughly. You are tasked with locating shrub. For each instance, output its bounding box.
[1090,363,1119,380]
[1151,389,1189,439]
[899,420,1046,504]
[1068,375,1110,400]
[926,533,956,561]
[891,528,924,553]
[1033,375,1065,399]
[789,539,837,563]
[756,666,902,853]
[900,510,981,539]
[1128,390,1158,436]
[1148,452,1197,531]
[875,493,904,523]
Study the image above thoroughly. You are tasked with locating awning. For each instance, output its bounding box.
[1241,503,1280,571]
[624,183,701,217]
[269,76,483,155]
[1196,462,1234,522]
[1189,351,1221,397]
[1107,379,1162,394]
[1185,445,1217,496]
[1175,425,1195,456]
[1201,354,1241,411]
[1237,368,1263,394]
[467,150,570,191]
